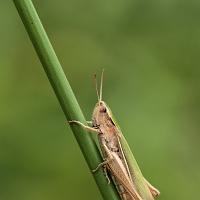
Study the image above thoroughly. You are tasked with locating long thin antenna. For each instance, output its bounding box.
[99,69,104,101]
[94,74,100,102]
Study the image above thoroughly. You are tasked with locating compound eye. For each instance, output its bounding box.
[100,107,107,113]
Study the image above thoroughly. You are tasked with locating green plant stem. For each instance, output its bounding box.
[13,0,120,199]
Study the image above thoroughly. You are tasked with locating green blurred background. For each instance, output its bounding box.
[1,0,200,199]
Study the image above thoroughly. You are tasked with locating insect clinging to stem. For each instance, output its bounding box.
[69,70,160,200]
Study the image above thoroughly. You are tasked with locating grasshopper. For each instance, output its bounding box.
[69,71,160,200]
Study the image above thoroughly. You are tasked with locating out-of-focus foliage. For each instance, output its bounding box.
[0,1,200,199]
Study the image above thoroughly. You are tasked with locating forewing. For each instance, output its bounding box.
[102,142,142,200]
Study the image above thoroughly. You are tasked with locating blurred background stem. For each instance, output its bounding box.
[12,0,119,199]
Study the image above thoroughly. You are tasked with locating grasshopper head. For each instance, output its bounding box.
[92,100,109,126]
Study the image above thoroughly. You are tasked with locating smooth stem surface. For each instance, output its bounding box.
[12,0,120,199]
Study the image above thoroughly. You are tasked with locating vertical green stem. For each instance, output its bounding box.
[12,0,120,199]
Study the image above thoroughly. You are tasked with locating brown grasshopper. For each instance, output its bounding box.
[69,71,160,200]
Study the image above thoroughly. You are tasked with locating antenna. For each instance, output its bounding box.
[99,69,104,101]
[94,74,100,102]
